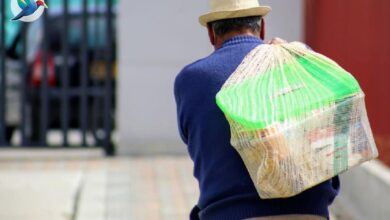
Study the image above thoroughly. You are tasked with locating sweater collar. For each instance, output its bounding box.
[221,35,263,48]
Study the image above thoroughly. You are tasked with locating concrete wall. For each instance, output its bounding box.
[117,0,304,154]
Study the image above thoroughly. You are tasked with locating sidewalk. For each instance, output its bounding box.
[0,150,198,220]
[79,156,198,220]
[0,149,344,220]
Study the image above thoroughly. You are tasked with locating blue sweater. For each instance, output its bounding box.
[174,36,339,220]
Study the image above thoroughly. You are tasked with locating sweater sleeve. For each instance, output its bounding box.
[174,70,189,144]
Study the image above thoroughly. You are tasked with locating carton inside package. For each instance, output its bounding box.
[229,93,377,199]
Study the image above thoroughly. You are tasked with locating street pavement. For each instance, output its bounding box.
[0,149,341,220]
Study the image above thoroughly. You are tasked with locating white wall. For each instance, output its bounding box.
[261,0,304,42]
[117,0,304,155]
[117,1,211,154]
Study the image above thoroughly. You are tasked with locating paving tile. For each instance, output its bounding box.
[0,170,82,220]
[0,153,191,220]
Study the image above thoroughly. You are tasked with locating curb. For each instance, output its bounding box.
[331,160,390,220]
[0,148,104,161]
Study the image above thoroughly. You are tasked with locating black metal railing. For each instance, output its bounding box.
[0,0,116,155]
[0,0,6,145]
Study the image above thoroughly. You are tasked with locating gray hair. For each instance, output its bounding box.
[209,16,262,36]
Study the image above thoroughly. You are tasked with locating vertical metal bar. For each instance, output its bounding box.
[91,0,100,143]
[104,0,114,155]
[20,24,28,146]
[80,0,88,146]
[40,3,49,146]
[61,0,69,146]
[0,0,6,145]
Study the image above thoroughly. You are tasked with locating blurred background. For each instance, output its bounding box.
[0,0,117,154]
[0,0,389,220]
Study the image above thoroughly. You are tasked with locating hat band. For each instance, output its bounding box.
[209,2,261,12]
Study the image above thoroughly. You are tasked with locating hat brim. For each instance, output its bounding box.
[199,6,271,27]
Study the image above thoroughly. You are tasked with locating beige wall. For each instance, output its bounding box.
[117,0,304,154]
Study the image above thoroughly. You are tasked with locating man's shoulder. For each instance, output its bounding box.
[175,55,215,87]
[180,54,214,76]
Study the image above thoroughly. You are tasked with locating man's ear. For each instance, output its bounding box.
[260,18,265,40]
[207,24,216,46]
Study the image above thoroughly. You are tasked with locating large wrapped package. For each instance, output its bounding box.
[216,42,378,199]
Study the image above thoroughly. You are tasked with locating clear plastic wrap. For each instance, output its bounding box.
[216,42,378,199]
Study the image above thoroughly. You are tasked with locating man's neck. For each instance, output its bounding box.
[214,31,260,49]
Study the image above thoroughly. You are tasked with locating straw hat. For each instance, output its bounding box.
[199,0,271,26]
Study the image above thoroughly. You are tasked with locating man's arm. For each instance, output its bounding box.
[174,73,189,144]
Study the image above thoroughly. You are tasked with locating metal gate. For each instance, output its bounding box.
[0,0,116,155]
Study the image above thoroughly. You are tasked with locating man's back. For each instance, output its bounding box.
[174,35,339,220]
